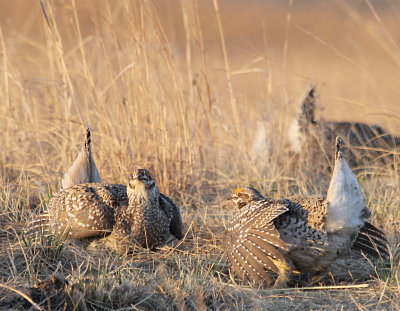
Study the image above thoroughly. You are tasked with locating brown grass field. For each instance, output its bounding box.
[0,0,399,310]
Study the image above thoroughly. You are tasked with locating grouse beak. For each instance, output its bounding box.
[130,169,155,190]
[129,170,144,188]
[131,169,147,181]
[226,194,238,202]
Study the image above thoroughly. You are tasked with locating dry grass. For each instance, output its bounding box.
[0,0,400,310]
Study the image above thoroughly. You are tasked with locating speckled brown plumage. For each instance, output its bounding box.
[29,183,127,239]
[227,187,329,287]
[28,170,184,247]
[100,169,182,250]
[286,195,326,231]
[227,138,389,287]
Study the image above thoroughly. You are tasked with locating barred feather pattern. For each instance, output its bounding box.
[227,190,332,286]
[226,198,275,232]
[227,198,291,286]
[351,222,389,259]
[275,213,329,271]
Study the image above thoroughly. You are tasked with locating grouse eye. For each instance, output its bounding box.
[239,193,250,199]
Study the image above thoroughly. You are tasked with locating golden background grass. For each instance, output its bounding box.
[1,0,400,191]
[0,1,399,309]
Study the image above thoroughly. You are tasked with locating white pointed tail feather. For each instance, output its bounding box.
[325,151,364,232]
[89,156,101,184]
[61,126,101,189]
[62,147,91,189]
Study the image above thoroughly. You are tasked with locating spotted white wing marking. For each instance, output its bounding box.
[228,200,289,282]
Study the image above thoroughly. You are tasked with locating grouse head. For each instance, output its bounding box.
[228,187,264,209]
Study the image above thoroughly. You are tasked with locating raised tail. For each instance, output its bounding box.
[288,86,318,153]
[325,137,366,232]
[352,222,389,260]
[61,125,102,189]
[299,86,317,126]
[85,125,102,185]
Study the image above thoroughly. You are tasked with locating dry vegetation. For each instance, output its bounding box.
[0,0,399,310]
